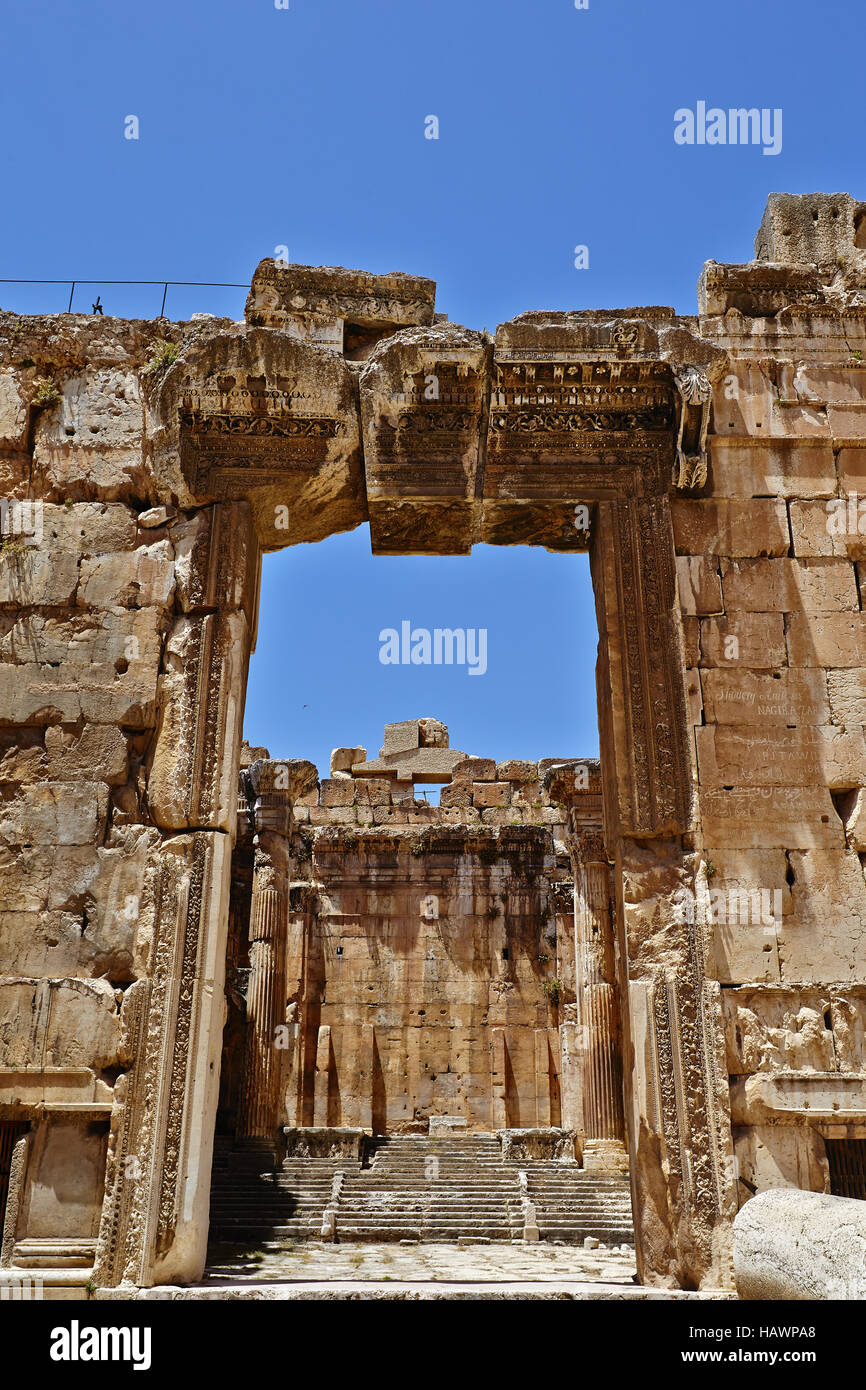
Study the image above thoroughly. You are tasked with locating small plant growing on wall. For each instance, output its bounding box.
[143,339,180,377]
[543,977,563,1007]
[32,376,61,408]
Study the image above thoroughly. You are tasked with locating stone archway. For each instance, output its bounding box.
[89,262,737,1292]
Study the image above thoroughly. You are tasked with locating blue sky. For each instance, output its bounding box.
[2,0,863,775]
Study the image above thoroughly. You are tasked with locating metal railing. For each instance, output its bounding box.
[0,279,250,318]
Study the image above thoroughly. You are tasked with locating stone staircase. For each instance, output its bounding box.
[208,1137,355,1247]
[523,1162,634,1244]
[208,1133,635,1255]
[336,1134,524,1242]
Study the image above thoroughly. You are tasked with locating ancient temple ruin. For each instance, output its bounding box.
[2,191,866,1294]
[220,719,625,1156]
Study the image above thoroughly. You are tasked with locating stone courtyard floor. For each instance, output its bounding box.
[204,1239,639,1286]
[115,1242,734,1300]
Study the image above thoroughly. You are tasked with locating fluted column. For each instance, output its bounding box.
[236,756,317,1143]
[572,831,627,1172]
[237,840,289,1140]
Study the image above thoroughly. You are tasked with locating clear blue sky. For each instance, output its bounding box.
[2,0,863,774]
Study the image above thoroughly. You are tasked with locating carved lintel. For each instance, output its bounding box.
[672,365,712,490]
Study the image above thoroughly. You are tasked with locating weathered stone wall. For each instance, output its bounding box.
[0,317,257,1282]
[0,192,863,1293]
[252,741,591,1137]
[678,199,866,1210]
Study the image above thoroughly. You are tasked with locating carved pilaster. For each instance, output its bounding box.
[592,495,693,840]
[570,833,626,1170]
[93,831,232,1288]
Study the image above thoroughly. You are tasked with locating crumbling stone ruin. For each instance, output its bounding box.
[223,720,621,1148]
[1,192,866,1294]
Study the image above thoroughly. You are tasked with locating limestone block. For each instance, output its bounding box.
[701,849,792,916]
[31,368,147,499]
[711,362,830,440]
[39,502,137,555]
[733,1128,827,1205]
[786,611,866,667]
[676,556,723,615]
[720,557,858,612]
[696,723,866,788]
[320,778,355,807]
[827,668,866,725]
[43,979,124,1070]
[473,782,509,808]
[827,405,866,439]
[682,616,700,666]
[0,606,162,668]
[701,668,830,726]
[0,845,55,912]
[672,498,790,557]
[0,550,79,607]
[309,805,356,823]
[733,1189,866,1300]
[45,724,129,785]
[779,848,866,982]
[0,910,109,979]
[452,758,496,783]
[330,746,366,776]
[510,780,543,805]
[359,324,488,554]
[439,785,473,809]
[0,781,108,847]
[837,447,866,493]
[0,369,28,446]
[708,922,780,984]
[496,761,537,783]
[353,779,391,807]
[699,614,786,668]
[790,498,866,560]
[77,541,175,610]
[439,806,481,825]
[708,439,836,500]
[22,1117,108,1242]
[0,657,159,730]
[699,788,843,850]
[754,191,864,264]
[151,328,364,546]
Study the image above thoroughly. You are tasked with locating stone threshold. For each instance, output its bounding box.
[100,1280,735,1301]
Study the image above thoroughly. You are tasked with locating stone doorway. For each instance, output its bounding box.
[93,259,737,1292]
